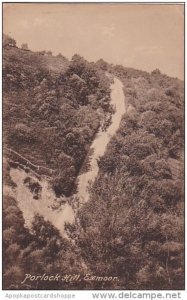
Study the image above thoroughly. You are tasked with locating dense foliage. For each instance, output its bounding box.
[3,161,85,290]
[71,65,184,289]
[3,36,184,290]
[3,37,112,196]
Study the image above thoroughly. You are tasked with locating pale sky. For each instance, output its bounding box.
[3,3,184,79]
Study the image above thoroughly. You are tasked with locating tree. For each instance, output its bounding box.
[3,34,16,48]
[151,69,161,75]
[21,43,29,50]
[3,265,23,289]
[38,50,46,55]
[46,51,52,56]
[96,59,108,71]
[31,214,62,249]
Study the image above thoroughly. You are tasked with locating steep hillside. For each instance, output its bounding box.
[3,36,113,197]
[3,36,184,290]
[72,64,184,289]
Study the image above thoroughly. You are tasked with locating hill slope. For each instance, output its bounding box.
[3,40,113,197]
[3,36,184,290]
[73,63,184,289]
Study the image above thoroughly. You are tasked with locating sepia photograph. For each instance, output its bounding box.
[2,2,184,291]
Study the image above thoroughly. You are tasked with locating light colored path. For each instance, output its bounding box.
[77,77,126,203]
[10,168,74,236]
[8,76,126,235]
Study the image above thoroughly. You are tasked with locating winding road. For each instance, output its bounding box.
[9,76,126,235]
[77,76,126,203]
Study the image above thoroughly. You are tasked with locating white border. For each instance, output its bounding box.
[0,1,186,299]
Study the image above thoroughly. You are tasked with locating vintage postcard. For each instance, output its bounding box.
[2,2,184,292]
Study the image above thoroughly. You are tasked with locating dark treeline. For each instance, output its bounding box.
[3,35,113,290]
[3,165,86,289]
[3,35,113,197]
[3,35,184,290]
[70,64,184,289]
